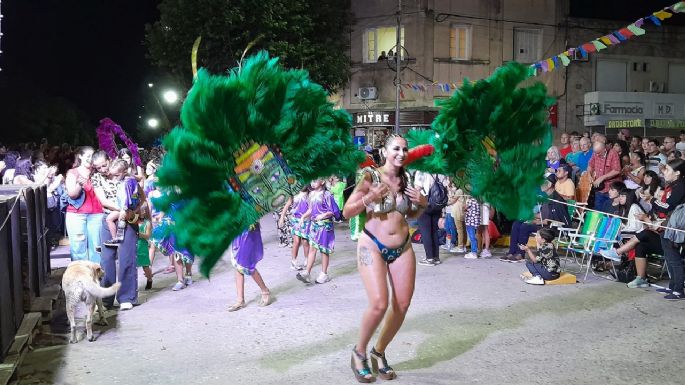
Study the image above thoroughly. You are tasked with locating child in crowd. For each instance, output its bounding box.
[136,203,154,290]
[464,192,481,259]
[518,227,560,285]
[228,223,271,311]
[280,186,310,270]
[296,179,340,284]
[478,202,492,258]
[450,187,466,253]
[104,160,141,247]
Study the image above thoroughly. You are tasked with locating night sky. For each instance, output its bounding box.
[0,0,159,139]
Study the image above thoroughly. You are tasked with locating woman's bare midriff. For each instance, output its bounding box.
[363,210,410,248]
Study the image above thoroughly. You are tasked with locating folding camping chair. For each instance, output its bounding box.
[565,216,623,280]
[557,210,604,269]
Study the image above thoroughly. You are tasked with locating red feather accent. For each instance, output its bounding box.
[359,154,377,168]
[404,144,434,166]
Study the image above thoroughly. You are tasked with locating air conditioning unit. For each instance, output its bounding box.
[358,87,378,100]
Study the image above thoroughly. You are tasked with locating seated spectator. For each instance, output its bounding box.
[677,130,685,153]
[622,152,645,190]
[667,151,678,162]
[500,180,570,263]
[559,132,572,159]
[12,158,35,185]
[637,170,662,214]
[518,227,560,285]
[597,181,625,215]
[630,135,643,153]
[1,151,19,184]
[545,146,563,175]
[646,138,667,176]
[377,51,387,61]
[617,128,631,143]
[600,159,685,289]
[570,137,593,174]
[554,164,575,200]
[662,136,676,155]
[618,188,646,235]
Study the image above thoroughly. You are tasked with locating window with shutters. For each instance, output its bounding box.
[513,28,542,64]
[450,24,472,60]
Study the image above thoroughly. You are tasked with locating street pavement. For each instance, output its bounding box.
[17,218,685,385]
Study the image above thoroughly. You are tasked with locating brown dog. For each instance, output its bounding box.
[62,260,121,343]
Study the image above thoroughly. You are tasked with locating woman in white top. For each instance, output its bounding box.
[618,189,645,234]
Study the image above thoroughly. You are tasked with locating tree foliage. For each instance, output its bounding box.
[145,0,352,91]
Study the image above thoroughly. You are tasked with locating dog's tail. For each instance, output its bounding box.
[83,281,122,298]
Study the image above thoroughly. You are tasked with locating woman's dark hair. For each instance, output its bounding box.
[666,158,685,180]
[631,151,645,166]
[117,147,132,158]
[73,146,94,168]
[641,170,661,196]
[613,139,629,156]
[618,188,643,220]
[538,227,555,243]
[381,134,409,193]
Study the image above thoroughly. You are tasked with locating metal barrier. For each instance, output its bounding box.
[0,185,50,361]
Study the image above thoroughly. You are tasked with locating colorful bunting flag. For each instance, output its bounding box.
[627,23,646,36]
[546,58,555,71]
[653,10,673,20]
[618,27,635,38]
[648,15,662,25]
[559,53,570,66]
[674,2,685,13]
[599,36,613,45]
[591,40,607,51]
[582,42,596,53]
[613,31,627,41]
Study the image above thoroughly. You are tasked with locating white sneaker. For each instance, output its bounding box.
[184,275,193,285]
[172,281,186,291]
[290,260,301,271]
[464,252,478,259]
[296,272,311,284]
[119,302,133,311]
[524,275,545,285]
[480,249,492,258]
[440,244,450,251]
[453,246,466,253]
[315,272,330,284]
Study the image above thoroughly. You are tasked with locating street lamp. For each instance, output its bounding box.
[147,118,160,129]
[148,83,154,88]
[162,89,179,105]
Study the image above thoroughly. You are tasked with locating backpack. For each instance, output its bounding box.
[426,175,448,214]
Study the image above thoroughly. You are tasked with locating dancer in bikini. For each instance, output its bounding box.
[343,134,428,383]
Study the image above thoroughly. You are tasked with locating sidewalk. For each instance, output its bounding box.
[19,218,685,385]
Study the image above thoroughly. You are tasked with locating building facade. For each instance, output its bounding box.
[340,0,685,147]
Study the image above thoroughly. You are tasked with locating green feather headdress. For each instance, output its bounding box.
[155,51,365,276]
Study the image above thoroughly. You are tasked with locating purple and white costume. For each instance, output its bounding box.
[231,224,264,276]
[307,190,340,254]
[290,192,310,239]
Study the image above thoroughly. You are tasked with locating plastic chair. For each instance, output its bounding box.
[557,211,604,268]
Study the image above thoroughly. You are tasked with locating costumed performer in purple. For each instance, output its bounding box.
[228,223,271,311]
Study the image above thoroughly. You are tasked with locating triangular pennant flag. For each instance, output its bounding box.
[546,58,555,71]
[635,18,644,27]
[444,84,450,92]
[582,42,596,53]
[627,23,646,36]
[608,34,621,44]
[527,65,537,77]
[592,40,607,51]
[674,2,685,13]
[600,36,613,45]
[541,60,549,72]
[648,15,662,26]
[578,46,588,58]
[559,53,571,66]
[534,62,543,72]
[613,31,628,41]
[653,10,673,20]
[618,28,635,38]
[552,56,561,67]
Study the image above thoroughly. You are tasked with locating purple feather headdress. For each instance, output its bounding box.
[96,118,142,167]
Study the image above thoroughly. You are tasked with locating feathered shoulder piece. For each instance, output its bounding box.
[155,51,365,276]
[405,62,554,220]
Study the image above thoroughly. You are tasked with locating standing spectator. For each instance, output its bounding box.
[463,194,481,259]
[585,134,621,210]
[612,140,630,168]
[646,138,667,176]
[414,172,448,266]
[641,137,651,155]
[118,148,145,182]
[442,180,459,251]
[630,135,643,153]
[559,132,572,159]
[662,136,676,155]
[64,146,104,263]
[478,203,493,258]
[617,128,631,143]
[676,130,685,153]
[554,164,575,200]
[450,187,466,253]
[622,152,646,190]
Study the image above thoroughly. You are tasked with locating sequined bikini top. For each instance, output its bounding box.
[361,167,412,215]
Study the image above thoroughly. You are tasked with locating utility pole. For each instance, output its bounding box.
[394,0,401,134]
